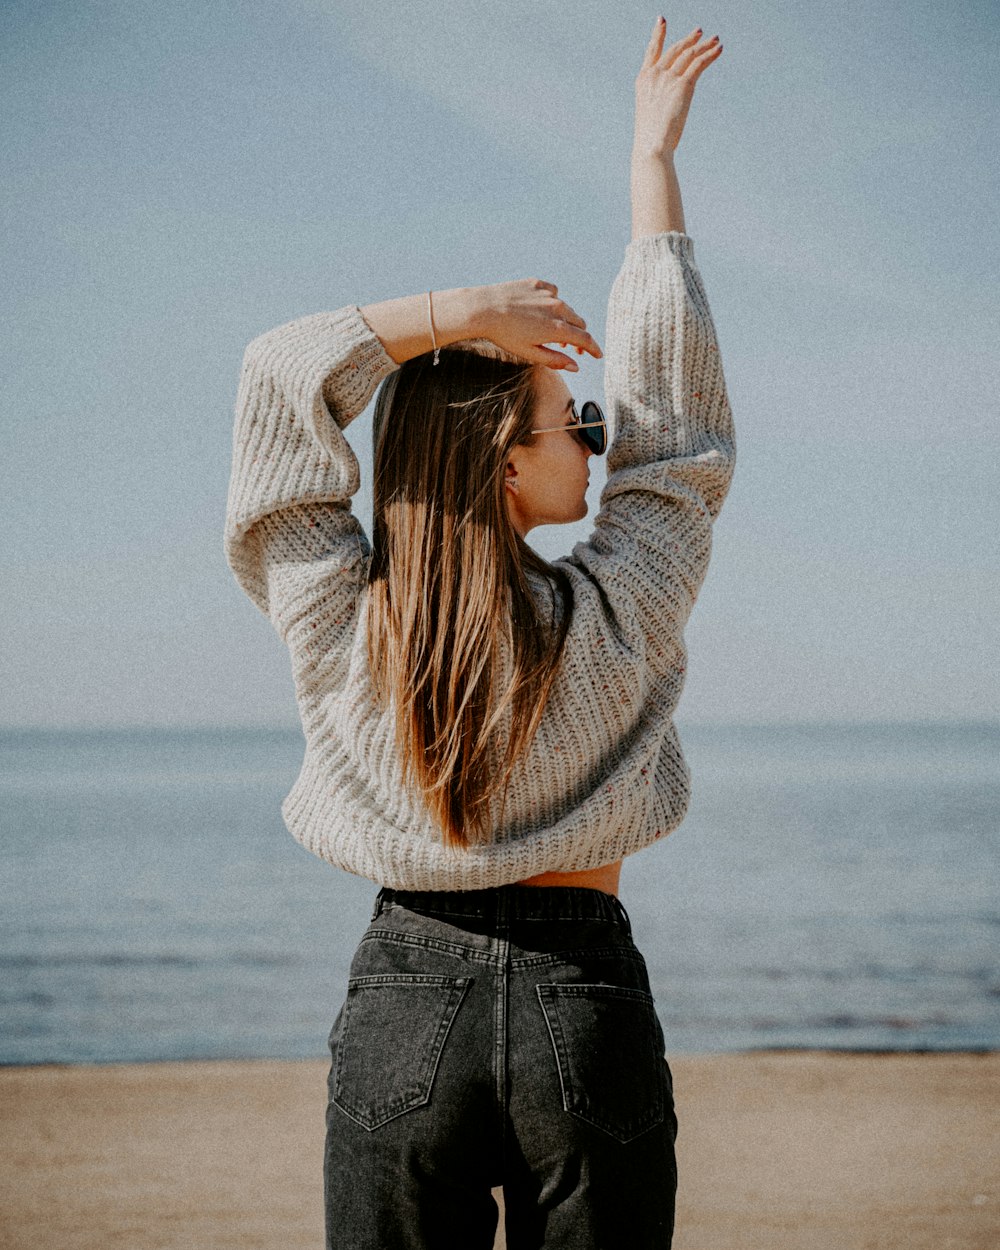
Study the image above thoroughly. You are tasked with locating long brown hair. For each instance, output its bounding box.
[367,343,573,848]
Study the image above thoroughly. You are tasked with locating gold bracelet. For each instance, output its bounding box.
[426,291,441,366]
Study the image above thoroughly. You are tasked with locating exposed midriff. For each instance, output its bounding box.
[516,860,622,898]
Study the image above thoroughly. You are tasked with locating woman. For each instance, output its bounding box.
[225,17,731,1249]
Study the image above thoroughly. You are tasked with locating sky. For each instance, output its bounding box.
[2,0,998,729]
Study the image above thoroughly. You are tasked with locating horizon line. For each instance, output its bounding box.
[1,718,997,735]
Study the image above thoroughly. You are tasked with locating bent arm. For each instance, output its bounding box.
[362,281,601,373]
[224,279,602,624]
[224,288,499,620]
[224,306,399,618]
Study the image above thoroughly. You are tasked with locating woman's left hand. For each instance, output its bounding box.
[633,18,723,157]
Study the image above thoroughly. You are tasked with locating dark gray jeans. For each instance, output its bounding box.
[324,884,677,1249]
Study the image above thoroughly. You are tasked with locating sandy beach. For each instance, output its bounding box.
[1,1051,997,1249]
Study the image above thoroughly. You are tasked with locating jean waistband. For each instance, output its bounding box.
[372,884,632,938]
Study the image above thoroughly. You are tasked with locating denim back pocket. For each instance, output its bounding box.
[537,982,665,1143]
[332,973,471,1132]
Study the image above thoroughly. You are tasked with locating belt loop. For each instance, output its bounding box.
[371,887,389,922]
[496,883,510,935]
[613,895,633,938]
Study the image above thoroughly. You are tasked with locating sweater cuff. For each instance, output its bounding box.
[623,230,694,264]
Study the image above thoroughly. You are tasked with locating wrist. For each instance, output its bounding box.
[631,142,676,166]
[630,149,686,238]
[431,285,488,347]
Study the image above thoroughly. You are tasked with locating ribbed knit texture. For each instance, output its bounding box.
[225,231,735,889]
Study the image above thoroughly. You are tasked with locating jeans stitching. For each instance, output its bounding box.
[496,887,510,1166]
[359,928,500,965]
[536,982,571,1116]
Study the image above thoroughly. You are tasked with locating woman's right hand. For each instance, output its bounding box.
[472,278,602,373]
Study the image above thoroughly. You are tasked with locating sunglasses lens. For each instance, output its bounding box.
[580,402,607,455]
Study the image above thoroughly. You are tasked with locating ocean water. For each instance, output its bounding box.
[1,722,997,1065]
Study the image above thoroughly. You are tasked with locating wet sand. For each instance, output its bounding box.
[1,1051,997,1249]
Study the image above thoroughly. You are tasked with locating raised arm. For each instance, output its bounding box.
[564,17,732,687]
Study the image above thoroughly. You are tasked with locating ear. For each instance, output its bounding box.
[503,457,528,538]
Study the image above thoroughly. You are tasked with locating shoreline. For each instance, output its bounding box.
[2,1051,998,1249]
[3,1043,996,1070]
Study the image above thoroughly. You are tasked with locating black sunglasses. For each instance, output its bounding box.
[530,401,607,456]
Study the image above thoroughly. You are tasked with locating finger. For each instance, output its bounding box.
[683,38,723,80]
[554,321,603,359]
[641,16,666,69]
[674,33,718,76]
[661,26,702,71]
[534,344,580,372]
[554,301,587,330]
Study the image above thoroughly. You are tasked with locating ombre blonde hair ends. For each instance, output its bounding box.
[367,345,573,849]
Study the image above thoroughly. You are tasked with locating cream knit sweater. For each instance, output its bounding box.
[225,231,735,890]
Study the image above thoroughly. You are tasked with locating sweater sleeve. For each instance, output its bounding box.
[224,306,399,622]
[564,231,735,679]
